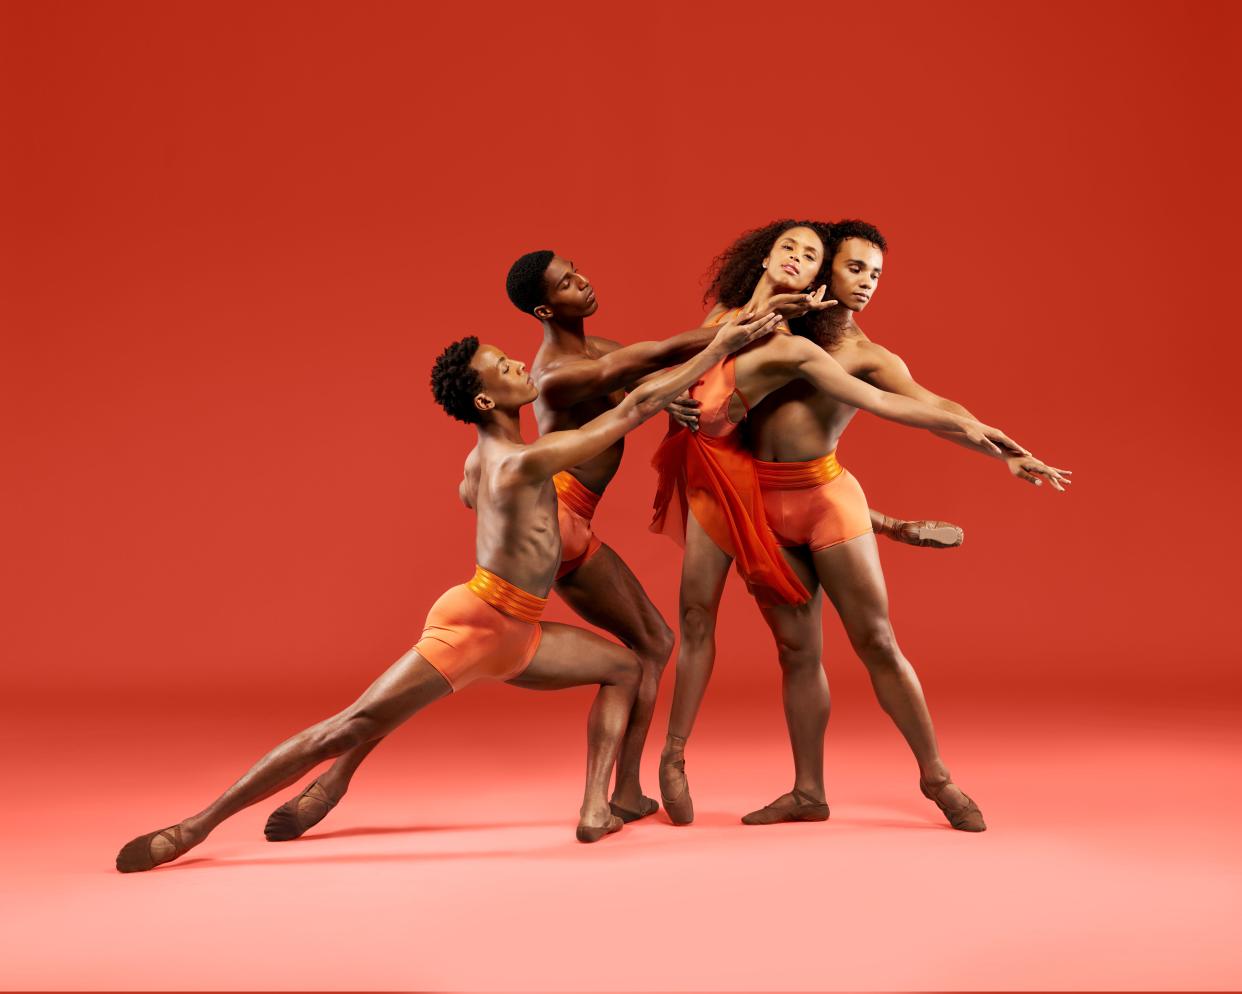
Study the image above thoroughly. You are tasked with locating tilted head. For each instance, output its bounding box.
[430,335,538,424]
[704,219,835,309]
[505,250,598,322]
[826,220,887,314]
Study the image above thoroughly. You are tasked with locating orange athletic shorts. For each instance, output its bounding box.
[755,452,873,552]
[412,565,546,692]
[554,471,604,579]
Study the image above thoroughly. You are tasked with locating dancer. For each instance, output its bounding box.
[657,219,1070,831]
[115,313,778,871]
[266,250,968,842]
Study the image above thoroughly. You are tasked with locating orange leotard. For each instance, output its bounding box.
[755,451,873,552]
[650,310,810,606]
[412,565,546,692]
[554,471,604,579]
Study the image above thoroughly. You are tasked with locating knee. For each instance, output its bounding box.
[775,639,821,676]
[637,619,675,673]
[679,601,717,648]
[609,649,641,694]
[314,712,378,758]
[850,625,902,669]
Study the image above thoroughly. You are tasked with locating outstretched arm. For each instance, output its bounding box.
[786,340,1025,458]
[514,313,780,480]
[861,344,1071,490]
[536,326,730,408]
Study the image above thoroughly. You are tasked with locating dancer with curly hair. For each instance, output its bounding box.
[654,220,1070,831]
[114,316,779,871]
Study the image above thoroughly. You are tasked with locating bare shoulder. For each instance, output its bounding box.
[586,335,622,356]
[848,337,902,374]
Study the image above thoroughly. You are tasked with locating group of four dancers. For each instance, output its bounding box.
[117,218,1069,871]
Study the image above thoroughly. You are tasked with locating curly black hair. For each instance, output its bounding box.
[505,250,555,315]
[701,218,842,346]
[829,219,888,256]
[430,336,484,424]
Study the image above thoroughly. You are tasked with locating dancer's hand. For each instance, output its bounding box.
[712,310,782,353]
[959,419,1028,458]
[766,285,839,319]
[668,393,701,432]
[1007,455,1072,491]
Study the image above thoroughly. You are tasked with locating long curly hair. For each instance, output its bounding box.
[702,218,841,345]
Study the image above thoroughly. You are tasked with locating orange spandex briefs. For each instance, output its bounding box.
[411,565,546,692]
[650,311,809,606]
[554,471,604,579]
[756,451,873,551]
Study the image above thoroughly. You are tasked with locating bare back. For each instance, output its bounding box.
[531,336,626,494]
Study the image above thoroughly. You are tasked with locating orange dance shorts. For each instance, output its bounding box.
[412,565,547,692]
[554,471,604,579]
[755,452,873,553]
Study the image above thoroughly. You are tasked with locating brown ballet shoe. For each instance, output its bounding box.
[659,748,694,825]
[609,795,660,823]
[264,779,339,842]
[116,824,189,873]
[878,515,964,549]
[741,788,830,825]
[576,814,623,844]
[920,777,987,832]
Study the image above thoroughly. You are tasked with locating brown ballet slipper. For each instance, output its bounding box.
[116,824,189,873]
[920,777,987,832]
[576,814,623,844]
[609,796,660,823]
[878,515,964,549]
[264,779,339,842]
[741,788,830,825]
[659,743,694,826]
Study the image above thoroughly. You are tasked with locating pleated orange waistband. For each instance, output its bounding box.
[553,471,602,520]
[754,452,844,490]
[467,565,547,624]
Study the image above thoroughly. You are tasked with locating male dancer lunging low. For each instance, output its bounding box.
[114,312,779,871]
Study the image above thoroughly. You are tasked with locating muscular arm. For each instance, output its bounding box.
[535,326,722,408]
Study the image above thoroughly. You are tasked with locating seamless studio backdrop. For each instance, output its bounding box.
[2,2,1239,991]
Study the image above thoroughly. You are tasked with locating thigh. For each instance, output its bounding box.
[681,507,734,614]
[758,546,824,659]
[555,543,666,648]
[348,647,454,730]
[506,622,633,691]
[811,533,894,641]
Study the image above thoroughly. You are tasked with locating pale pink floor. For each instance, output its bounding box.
[5,692,1240,991]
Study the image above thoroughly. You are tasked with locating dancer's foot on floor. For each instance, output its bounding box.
[264,778,341,841]
[741,788,830,825]
[116,822,197,873]
[609,782,659,823]
[576,804,624,843]
[877,515,964,549]
[920,777,986,832]
[659,736,694,825]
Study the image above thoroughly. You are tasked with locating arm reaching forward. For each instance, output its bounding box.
[514,312,781,481]
[860,343,1072,490]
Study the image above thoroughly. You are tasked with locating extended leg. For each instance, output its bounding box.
[116,648,453,871]
[264,737,383,841]
[660,512,733,825]
[813,534,985,831]
[743,545,831,825]
[555,543,674,822]
[507,621,640,842]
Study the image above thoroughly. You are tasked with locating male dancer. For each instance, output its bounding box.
[114,313,778,871]
[671,220,1069,831]
[265,250,959,841]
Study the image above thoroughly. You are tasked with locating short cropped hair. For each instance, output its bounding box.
[430,336,484,423]
[829,219,888,256]
[505,250,555,315]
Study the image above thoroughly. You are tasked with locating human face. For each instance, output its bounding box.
[827,237,883,312]
[535,255,598,321]
[470,343,538,416]
[761,226,825,292]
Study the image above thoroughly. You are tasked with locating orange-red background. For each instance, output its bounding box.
[2,3,1241,990]
[4,1,1238,706]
